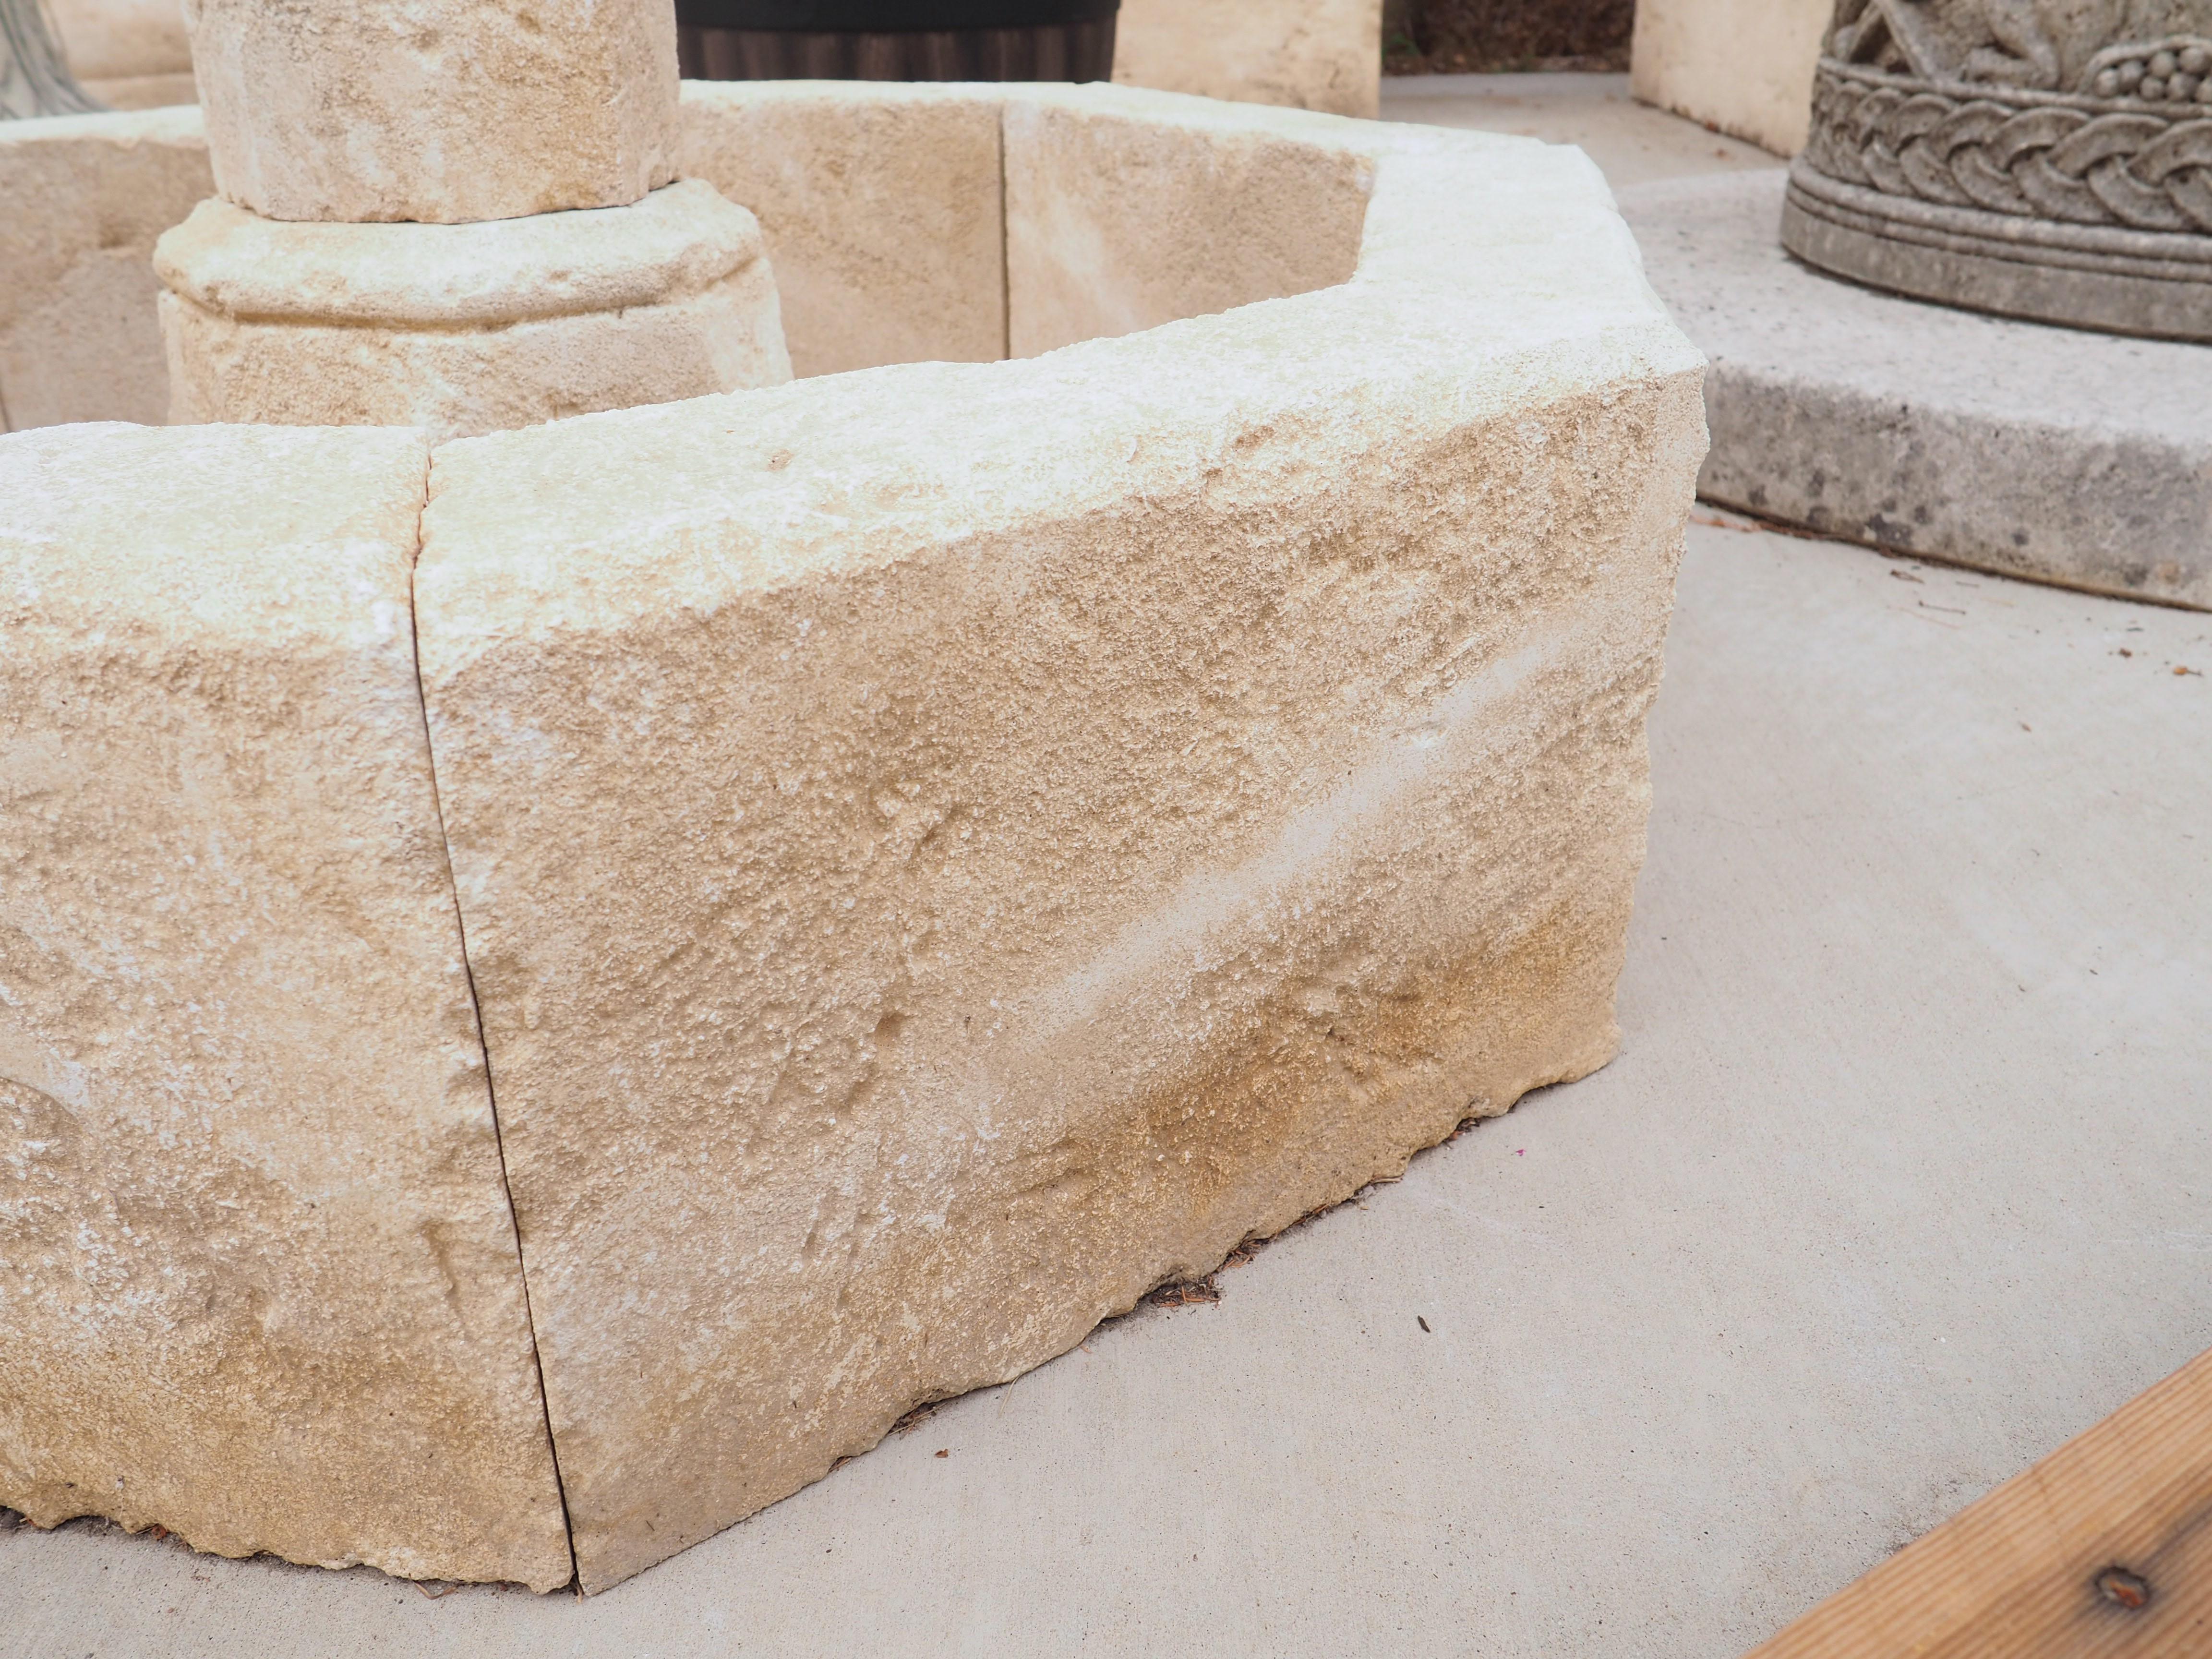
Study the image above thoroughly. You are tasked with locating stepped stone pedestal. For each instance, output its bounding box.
[158,0,789,438]
[156,180,789,438]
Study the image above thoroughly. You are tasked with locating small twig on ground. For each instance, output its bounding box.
[1143,1276,1222,1309]
[1690,505,1851,547]
[891,1401,942,1436]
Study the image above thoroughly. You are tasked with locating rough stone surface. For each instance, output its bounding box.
[1628,0,1828,155]
[185,0,679,224]
[5,517,2207,1656]
[1623,169,2212,611]
[0,86,1700,1595]
[1113,0,1382,119]
[677,82,1005,376]
[1787,0,2212,341]
[1005,90,1375,358]
[0,423,571,1591]
[77,71,198,108]
[156,180,791,439]
[50,0,190,81]
[0,107,210,433]
[415,88,1704,1591]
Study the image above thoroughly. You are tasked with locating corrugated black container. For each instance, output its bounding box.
[677,0,1119,82]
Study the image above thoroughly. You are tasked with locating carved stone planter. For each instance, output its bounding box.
[1784,0,2212,340]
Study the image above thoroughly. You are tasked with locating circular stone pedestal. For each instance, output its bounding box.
[1620,170,2212,612]
[153,180,792,440]
[1785,11,2212,344]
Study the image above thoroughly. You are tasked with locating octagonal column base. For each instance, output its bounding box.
[154,180,791,441]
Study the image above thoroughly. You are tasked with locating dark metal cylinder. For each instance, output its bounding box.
[677,0,1118,82]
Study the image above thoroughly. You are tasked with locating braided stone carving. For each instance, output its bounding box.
[1786,1,2212,340]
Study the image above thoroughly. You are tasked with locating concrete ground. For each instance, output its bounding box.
[6,79,2207,1659]
[1378,71,1781,186]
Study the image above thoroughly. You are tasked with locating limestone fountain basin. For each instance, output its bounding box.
[0,82,1706,1593]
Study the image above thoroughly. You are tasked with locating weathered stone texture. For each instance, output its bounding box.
[1113,0,1383,119]
[1629,0,1829,156]
[1625,170,2212,611]
[0,108,211,433]
[185,0,678,224]
[50,0,192,82]
[2,88,1702,1595]
[156,180,791,439]
[679,81,1006,376]
[1005,91,1375,357]
[1786,0,2212,340]
[0,423,570,1590]
[416,98,1703,1591]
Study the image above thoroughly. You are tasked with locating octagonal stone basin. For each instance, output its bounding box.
[0,83,1705,1593]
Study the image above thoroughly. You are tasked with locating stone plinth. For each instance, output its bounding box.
[1786,1,2212,341]
[155,179,791,439]
[0,423,571,1591]
[185,0,678,224]
[1625,169,2212,612]
[1,84,1705,1594]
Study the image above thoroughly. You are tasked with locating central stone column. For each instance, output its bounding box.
[156,0,791,438]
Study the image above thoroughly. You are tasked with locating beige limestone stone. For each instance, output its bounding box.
[677,81,1006,377]
[50,0,189,81]
[0,421,570,1590]
[0,107,210,433]
[184,0,678,225]
[156,180,792,439]
[1005,89,1376,358]
[1630,0,1830,157]
[1114,0,1383,119]
[78,71,198,108]
[415,85,1704,1591]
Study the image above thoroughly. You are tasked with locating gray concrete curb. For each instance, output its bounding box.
[1620,170,2212,612]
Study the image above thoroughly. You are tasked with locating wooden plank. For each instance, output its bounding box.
[1747,1346,2212,1658]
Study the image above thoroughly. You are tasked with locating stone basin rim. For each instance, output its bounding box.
[153,179,769,327]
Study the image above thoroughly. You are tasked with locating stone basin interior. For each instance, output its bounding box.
[674,83,1375,378]
[0,81,1383,433]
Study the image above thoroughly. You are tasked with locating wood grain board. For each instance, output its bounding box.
[1748,1346,2212,1657]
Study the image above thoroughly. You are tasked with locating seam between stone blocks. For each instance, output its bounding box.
[402,453,583,1591]
[997,102,1012,363]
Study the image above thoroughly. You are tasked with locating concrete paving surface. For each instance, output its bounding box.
[6,519,2207,1657]
[1378,71,1781,187]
